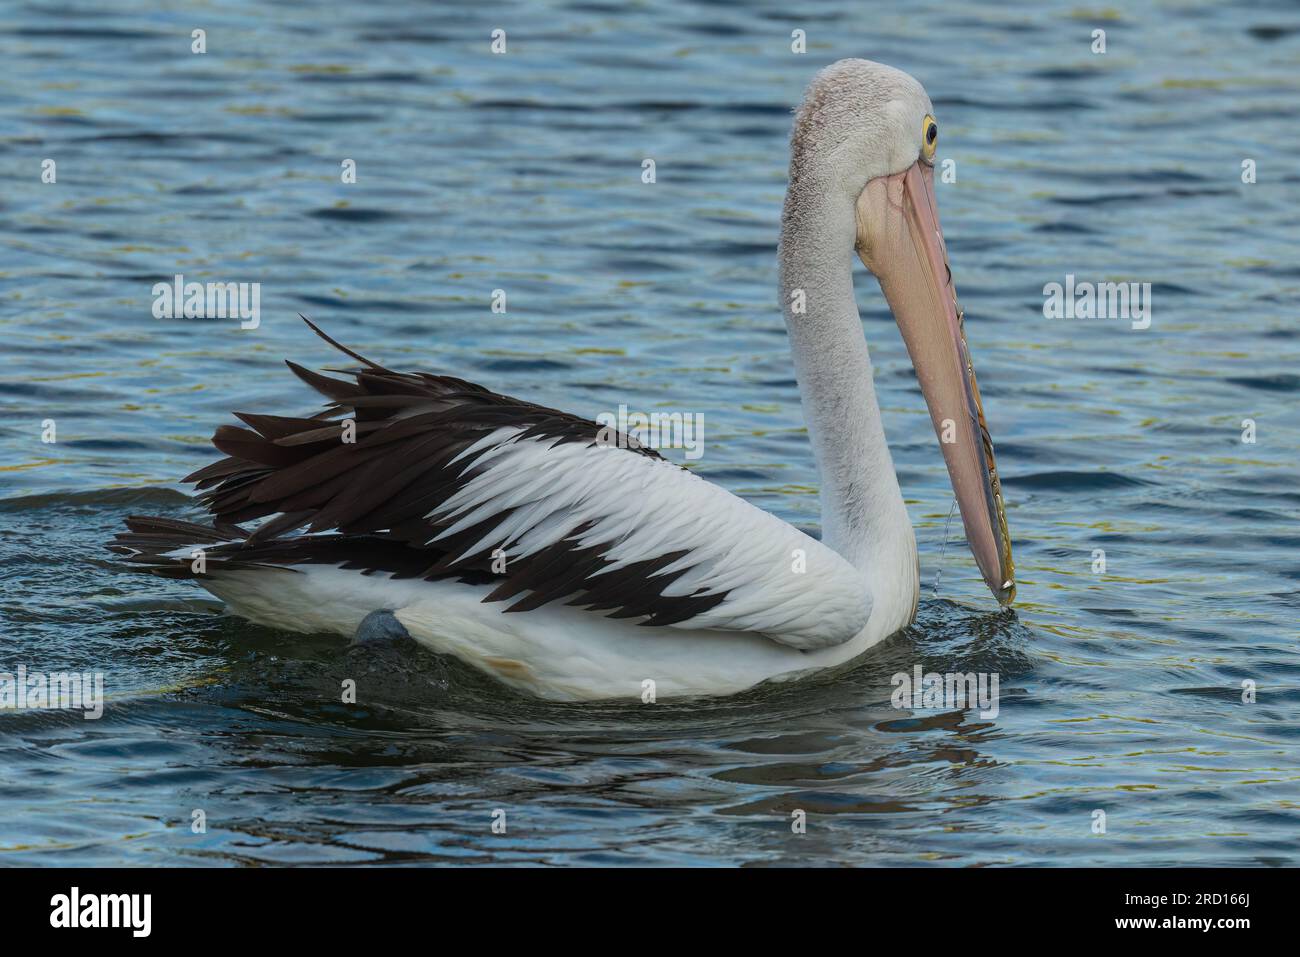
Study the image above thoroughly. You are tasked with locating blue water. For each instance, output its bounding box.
[1,0,1298,865]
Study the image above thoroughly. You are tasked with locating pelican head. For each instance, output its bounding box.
[789,59,1015,605]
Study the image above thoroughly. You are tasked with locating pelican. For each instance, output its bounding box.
[114,59,1015,701]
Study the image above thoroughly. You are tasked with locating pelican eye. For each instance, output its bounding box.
[921,115,938,163]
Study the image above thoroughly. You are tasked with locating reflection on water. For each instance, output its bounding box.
[2,0,1298,865]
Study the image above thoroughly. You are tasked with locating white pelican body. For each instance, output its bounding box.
[115,60,1015,701]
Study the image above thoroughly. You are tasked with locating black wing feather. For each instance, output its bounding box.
[112,318,729,627]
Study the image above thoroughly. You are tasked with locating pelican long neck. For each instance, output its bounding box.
[779,176,912,575]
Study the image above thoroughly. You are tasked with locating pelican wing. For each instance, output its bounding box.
[125,321,871,650]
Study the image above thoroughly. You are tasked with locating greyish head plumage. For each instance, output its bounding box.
[789,59,935,197]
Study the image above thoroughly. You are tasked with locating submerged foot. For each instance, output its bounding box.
[351,609,413,647]
[345,609,451,699]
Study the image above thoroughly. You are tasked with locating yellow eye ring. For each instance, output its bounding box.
[921,115,938,163]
